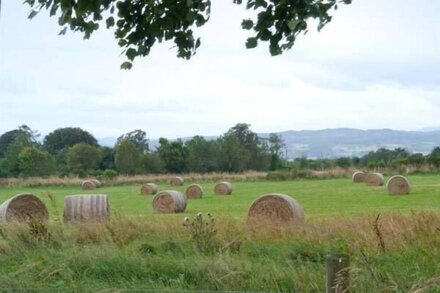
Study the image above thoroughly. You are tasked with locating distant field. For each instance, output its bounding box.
[1,174,440,220]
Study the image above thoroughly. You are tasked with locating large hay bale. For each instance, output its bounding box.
[152,191,186,213]
[141,183,158,195]
[247,193,304,226]
[352,171,366,183]
[214,181,233,195]
[63,194,109,222]
[365,173,385,186]
[185,184,203,198]
[387,175,411,195]
[0,193,48,223]
[170,176,184,186]
[91,179,102,188]
[82,180,96,190]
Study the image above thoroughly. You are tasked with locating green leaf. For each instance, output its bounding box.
[28,10,38,19]
[126,48,137,61]
[287,19,301,31]
[245,37,258,49]
[241,19,253,30]
[120,61,132,70]
[106,16,115,28]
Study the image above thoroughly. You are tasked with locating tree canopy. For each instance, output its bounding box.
[22,0,352,69]
[43,127,98,154]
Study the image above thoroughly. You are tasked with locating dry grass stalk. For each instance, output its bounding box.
[247,193,304,227]
[365,173,385,186]
[0,193,48,223]
[63,194,109,222]
[152,191,186,213]
[81,180,96,190]
[214,181,233,195]
[352,171,366,183]
[386,175,410,195]
[169,176,184,186]
[185,184,204,198]
[140,183,158,195]
[0,172,268,188]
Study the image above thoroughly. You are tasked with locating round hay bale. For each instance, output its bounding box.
[365,173,385,186]
[170,176,184,186]
[214,181,233,195]
[63,194,109,222]
[141,183,158,195]
[352,171,366,183]
[82,180,96,190]
[185,184,203,198]
[247,193,304,226]
[387,175,411,195]
[0,193,49,223]
[90,179,102,188]
[152,191,186,213]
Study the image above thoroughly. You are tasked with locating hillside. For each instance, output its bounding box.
[99,128,440,159]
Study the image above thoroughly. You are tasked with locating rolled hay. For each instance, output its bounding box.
[185,184,204,199]
[352,171,366,183]
[214,181,233,195]
[152,191,186,213]
[82,180,96,190]
[90,179,102,188]
[387,175,411,195]
[170,176,184,186]
[247,193,304,226]
[365,173,385,186]
[0,193,49,223]
[141,183,158,195]
[63,194,109,222]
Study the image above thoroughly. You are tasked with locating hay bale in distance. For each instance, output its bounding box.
[82,180,96,190]
[247,193,304,226]
[63,194,109,222]
[352,171,366,183]
[170,176,184,186]
[387,175,411,195]
[141,183,158,195]
[365,173,385,186]
[185,184,203,198]
[214,181,233,195]
[152,191,186,213]
[91,179,102,188]
[0,193,49,223]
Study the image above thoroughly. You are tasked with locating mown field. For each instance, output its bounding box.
[0,174,440,292]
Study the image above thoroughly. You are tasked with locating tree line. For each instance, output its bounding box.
[0,124,285,178]
[289,147,440,172]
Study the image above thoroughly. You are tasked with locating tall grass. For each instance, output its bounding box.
[0,212,439,291]
[0,171,267,188]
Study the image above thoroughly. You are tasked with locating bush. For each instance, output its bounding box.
[103,169,119,180]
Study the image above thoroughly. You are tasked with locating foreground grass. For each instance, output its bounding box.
[0,213,440,292]
[0,175,440,291]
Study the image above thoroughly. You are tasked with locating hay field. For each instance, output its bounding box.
[1,174,439,221]
[1,175,440,291]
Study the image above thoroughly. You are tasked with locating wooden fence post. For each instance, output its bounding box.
[326,252,350,293]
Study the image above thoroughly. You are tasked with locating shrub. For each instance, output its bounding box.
[183,212,219,255]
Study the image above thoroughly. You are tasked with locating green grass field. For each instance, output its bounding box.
[1,175,440,292]
[1,174,440,220]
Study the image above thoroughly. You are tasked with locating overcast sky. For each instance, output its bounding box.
[1,0,439,139]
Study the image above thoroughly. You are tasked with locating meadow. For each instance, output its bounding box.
[0,174,440,291]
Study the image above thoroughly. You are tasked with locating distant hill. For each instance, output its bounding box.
[98,128,440,160]
[268,128,440,159]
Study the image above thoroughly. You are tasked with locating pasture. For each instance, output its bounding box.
[0,174,440,291]
[1,174,440,220]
